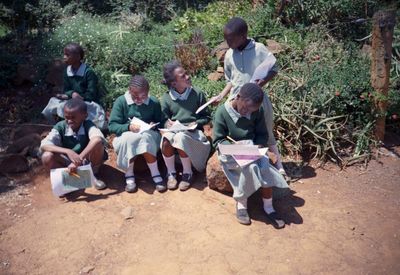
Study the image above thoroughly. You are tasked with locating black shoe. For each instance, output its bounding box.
[265,211,285,229]
[179,173,193,191]
[152,175,167,193]
[236,208,251,225]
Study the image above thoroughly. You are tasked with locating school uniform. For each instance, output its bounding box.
[42,63,106,129]
[40,119,106,172]
[160,87,211,172]
[108,92,163,170]
[212,100,289,201]
[224,39,278,146]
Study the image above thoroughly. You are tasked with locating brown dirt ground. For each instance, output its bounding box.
[1,141,400,275]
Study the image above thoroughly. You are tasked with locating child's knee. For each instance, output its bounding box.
[162,139,172,149]
[41,152,56,168]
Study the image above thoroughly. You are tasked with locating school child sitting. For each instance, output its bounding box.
[42,42,106,129]
[212,83,289,227]
[212,17,287,177]
[160,60,211,191]
[41,98,107,190]
[108,75,166,193]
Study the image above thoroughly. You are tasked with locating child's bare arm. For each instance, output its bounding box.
[41,144,82,165]
[212,82,232,105]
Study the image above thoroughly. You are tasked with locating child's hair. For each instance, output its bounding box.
[64,42,85,60]
[239,83,264,105]
[64,98,87,113]
[224,17,248,36]
[129,75,149,90]
[162,60,181,89]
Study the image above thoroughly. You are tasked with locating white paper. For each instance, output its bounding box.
[195,97,217,114]
[50,164,96,197]
[218,144,268,167]
[159,120,197,132]
[129,117,159,134]
[250,53,277,83]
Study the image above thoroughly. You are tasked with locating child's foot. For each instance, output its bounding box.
[152,175,166,193]
[179,173,192,191]
[166,173,178,190]
[236,206,251,225]
[125,175,137,193]
[265,211,285,229]
[94,178,107,190]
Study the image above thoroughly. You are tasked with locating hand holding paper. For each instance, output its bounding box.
[218,143,268,167]
[129,117,159,134]
[159,120,197,132]
[195,96,219,114]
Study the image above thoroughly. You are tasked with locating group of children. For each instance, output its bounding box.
[40,17,289,227]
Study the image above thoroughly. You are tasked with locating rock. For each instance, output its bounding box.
[207,71,224,81]
[0,154,29,173]
[121,206,134,220]
[212,41,229,64]
[14,64,37,85]
[206,152,233,193]
[45,59,65,88]
[6,133,41,155]
[216,66,224,73]
[80,266,95,274]
[94,251,107,260]
[266,39,286,54]
[11,124,52,140]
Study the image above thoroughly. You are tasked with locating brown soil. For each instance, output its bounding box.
[1,141,400,275]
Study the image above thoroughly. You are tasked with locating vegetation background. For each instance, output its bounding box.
[0,0,399,165]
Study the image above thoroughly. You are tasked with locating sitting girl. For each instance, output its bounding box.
[212,83,289,227]
[108,75,165,193]
[42,42,106,129]
[160,60,211,191]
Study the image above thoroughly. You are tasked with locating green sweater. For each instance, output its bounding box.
[160,88,211,130]
[54,120,95,154]
[108,95,164,136]
[212,104,268,148]
[64,65,100,103]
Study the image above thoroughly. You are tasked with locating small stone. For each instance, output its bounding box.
[150,202,155,206]
[351,227,356,231]
[80,265,95,274]
[121,206,134,220]
[94,251,106,260]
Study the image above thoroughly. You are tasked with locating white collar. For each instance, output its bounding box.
[169,87,192,101]
[65,123,86,136]
[124,91,150,106]
[224,100,251,123]
[66,63,86,77]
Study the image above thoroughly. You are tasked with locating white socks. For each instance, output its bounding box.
[236,198,248,210]
[162,154,176,175]
[125,161,135,185]
[269,144,284,171]
[147,161,162,183]
[262,197,275,214]
[180,156,193,175]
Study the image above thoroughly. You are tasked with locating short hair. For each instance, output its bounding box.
[239,83,264,105]
[224,17,248,36]
[129,75,149,90]
[64,42,84,60]
[162,60,181,89]
[64,98,87,113]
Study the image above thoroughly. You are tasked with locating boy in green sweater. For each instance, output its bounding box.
[42,42,106,129]
[41,98,107,191]
[213,83,289,227]
[160,60,211,191]
[108,75,166,193]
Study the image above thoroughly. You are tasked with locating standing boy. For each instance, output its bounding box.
[213,17,286,176]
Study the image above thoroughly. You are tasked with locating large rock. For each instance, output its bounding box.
[207,71,224,81]
[266,39,286,54]
[6,133,41,155]
[0,154,29,173]
[206,152,233,193]
[212,41,229,64]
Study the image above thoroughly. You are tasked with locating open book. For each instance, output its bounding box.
[218,144,268,167]
[250,53,277,83]
[159,120,197,132]
[129,117,159,134]
[50,164,96,197]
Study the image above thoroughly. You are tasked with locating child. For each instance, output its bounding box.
[42,42,106,129]
[160,60,211,191]
[41,98,107,190]
[213,83,289,227]
[108,75,165,193]
[213,17,287,177]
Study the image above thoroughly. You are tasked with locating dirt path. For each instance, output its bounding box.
[1,148,400,274]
